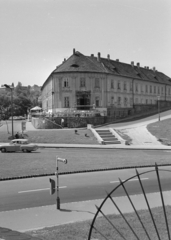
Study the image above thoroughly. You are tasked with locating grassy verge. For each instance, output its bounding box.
[0,129,99,144]
[147,119,171,145]
[28,206,171,240]
[1,148,171,179]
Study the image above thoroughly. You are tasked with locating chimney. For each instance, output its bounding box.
[147,66,149,69]
[73,48,76,54]
[63,58,66,63]
[97,52,101,62]
[107,54,110,60]
[91,54,94,57]
[131,61,134,67]
[116,59,119,62]
[153,67,156,72]
[137,63,140,68]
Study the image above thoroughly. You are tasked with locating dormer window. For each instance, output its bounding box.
[71,64,79,68]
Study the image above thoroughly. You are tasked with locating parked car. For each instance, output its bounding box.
[0,139,38,153]
[9,116,26,120]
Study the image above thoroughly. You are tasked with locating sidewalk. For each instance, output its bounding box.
[35,142,171,150]
[1,191,171,233]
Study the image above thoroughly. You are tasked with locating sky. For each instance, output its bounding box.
[0,0,171,87]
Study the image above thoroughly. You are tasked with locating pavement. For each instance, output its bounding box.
[1,113,171,239]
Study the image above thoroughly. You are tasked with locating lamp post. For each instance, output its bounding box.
[4,84,14,138]
[157,96,160,121]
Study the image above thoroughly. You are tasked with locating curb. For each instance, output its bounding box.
[1,163,171,181]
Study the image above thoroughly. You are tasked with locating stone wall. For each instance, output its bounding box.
[32,100,171,129]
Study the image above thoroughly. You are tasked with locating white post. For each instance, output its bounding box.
[56,157,60,209]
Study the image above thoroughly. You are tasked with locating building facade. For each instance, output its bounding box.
[41,49,171,116]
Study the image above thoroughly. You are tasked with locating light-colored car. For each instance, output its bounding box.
[0,139,38,153]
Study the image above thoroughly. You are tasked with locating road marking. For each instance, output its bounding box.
[18,186,67,193]
[110,178,149,184]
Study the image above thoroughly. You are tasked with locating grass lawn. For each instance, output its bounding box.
[0,129,99,144]
[28,206,171,240]
[1,148,171,179]
[147,118,171,145]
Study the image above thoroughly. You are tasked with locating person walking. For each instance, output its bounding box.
[15,132,19,139]
[61,118,64,127]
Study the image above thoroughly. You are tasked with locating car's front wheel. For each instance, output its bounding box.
[26,150,31,153]
[1,148,6,153]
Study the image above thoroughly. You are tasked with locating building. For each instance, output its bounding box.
[41,49,171,116]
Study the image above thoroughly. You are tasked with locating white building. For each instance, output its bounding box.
[41,49,171,116]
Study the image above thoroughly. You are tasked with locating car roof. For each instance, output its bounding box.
[12,139,28,142]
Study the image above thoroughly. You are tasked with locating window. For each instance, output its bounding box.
[150,85,152,93]
[158,86,160,94]
[135,98,138,104]
[154,86,156,94]
[111,96,114,105]
[124,97,127,106]
[130,83,132,91]
[135,84,138,92]
[117,82,121,90]
[146,85,148,93]
[64,97,70,107]
[130,98,133,106]
[124,82,127,91]
[95,78,100,88]
[64,78,69,87]
[162,87,163,95]
[111,79,114,89]
[117,96,121,105]
[95,96,100,107]
[80,78,85,87]
[169,88,170,95]
[146,99,148,104]
[141,85,143,93]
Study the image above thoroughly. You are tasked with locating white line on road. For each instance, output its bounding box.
[18,186,67,193]
[110,177,149,184]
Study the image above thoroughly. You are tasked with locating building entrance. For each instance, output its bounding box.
[76,91,91,110]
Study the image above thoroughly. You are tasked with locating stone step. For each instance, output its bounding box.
[96,131,111,134]
[102,137,118,140]
[96,130,110,132]
[98,134,114,137]
[103,140,121,144]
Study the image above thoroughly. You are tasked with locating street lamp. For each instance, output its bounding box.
[3,84,14,138]
[49,156,68,210]
[157,96,160,121]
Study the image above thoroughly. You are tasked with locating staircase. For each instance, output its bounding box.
[96,129,121,145]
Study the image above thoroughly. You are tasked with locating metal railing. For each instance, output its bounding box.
[88,164,171,240]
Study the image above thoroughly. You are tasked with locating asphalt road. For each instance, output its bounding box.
[1,167,171,212]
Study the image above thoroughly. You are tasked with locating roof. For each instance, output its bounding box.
[30,106,42,111]
[12,139,28,142]
[42,50,171,89]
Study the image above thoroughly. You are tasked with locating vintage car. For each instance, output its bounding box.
[0,139,38,153]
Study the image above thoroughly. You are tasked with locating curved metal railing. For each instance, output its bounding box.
[88,164,171,240]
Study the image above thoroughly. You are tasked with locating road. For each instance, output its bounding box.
[1,166,171,212]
